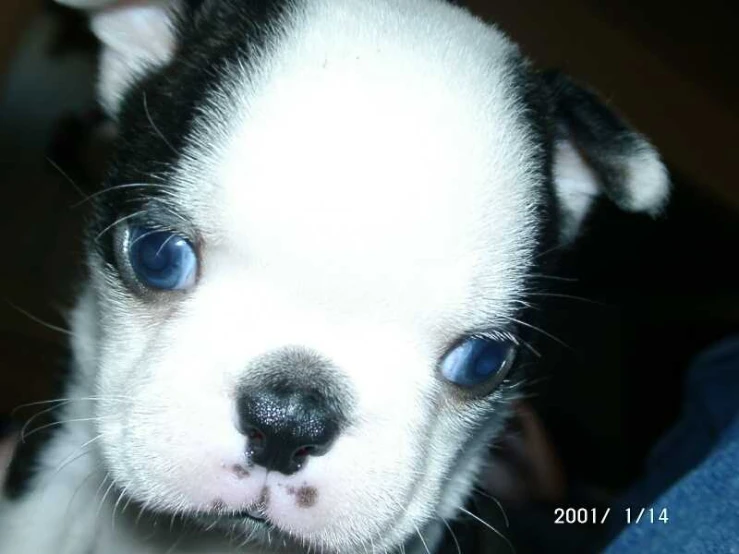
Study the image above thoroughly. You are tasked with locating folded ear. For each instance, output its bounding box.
[56,0,180,117]
[542,71,670,242]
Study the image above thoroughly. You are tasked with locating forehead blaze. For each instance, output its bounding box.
[92,0,546,337]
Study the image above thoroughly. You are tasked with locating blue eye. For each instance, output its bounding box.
[440,336,513,388]
[128,227,197,290]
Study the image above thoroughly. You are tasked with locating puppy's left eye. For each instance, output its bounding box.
[440,336,514,388]
[127,227,197,291]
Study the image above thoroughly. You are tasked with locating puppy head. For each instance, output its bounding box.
[66,0,668,551]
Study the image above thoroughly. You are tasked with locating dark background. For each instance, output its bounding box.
[1,1,737,552]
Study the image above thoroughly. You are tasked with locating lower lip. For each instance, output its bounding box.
[199,507,267,525]
[233,508,267,524]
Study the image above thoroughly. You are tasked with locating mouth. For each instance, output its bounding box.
[190,502,271,528]
[230,506,268,524]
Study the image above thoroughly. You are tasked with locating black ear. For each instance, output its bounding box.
[542,71,670,242]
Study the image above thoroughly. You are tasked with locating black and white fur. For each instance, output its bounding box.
[0,1,669,553]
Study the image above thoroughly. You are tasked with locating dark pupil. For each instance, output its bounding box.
[470,340,504,379]
[137,233,177,275]
[133,232,185,284]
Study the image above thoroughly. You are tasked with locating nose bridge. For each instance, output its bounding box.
[241,347,352,403]
[236,347,350,475]
[233,258,428,334]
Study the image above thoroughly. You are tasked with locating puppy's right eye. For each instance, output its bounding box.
[127,227,198,291]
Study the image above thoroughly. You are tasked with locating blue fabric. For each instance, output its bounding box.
[604,336,739,554]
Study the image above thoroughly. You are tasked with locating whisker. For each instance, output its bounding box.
[457,506,515,553]
[95,211,145,242]
[97,476,117,522]
[19,403,67,442]
[525,291,604,306]
[143,91,178,155]
[46,157,87,199]
[517,340,541,359]
[50,434,103,481]
[440,518,462,554]
[90,472,112,533]
[72,183,175,208]
[526,273,578,283]
[4,300,73,337]
[112,485,129,532]
[386,496,431,554]
[471,487,509,528]
[508,298,540,312]
[23,416,112,442]
[169,508,180,532]
[165,533,186,554]
[496,314,572,351]
[121,492,136,518]
[203,515,220,533]
[534,243,566,261]
[12,396,131,415]
[413,527,431,554]
[135,498,152,530]
[64,469,102,522]
[504,330,542,359]
[130,228,164,247]
[155,233,178,257]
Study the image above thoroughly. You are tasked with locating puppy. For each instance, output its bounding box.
[0,1,669,553]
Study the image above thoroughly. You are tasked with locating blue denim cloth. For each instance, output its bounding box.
[604,336,739,554]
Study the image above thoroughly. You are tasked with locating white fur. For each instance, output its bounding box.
[553,138,669,242]
[553,140,600,242]
[1,0,666,553]
[90,1,178,115]
[3,1,538,552]
[617,146,670,214]
[81,2,540,551]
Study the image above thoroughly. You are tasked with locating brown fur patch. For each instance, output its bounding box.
[286,485,318,508]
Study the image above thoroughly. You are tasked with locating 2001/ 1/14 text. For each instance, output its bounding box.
[554,508,669,525]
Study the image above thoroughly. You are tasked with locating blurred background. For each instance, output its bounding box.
[1,1,737,552]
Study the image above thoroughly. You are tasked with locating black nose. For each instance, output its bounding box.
[237,382,342,475]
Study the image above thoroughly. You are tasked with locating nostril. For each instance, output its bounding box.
[294,446,313,458]
[291,446,317,471]
[292,445,314,462]
[246,427,266,455]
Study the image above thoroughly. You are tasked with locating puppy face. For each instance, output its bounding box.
[65,0,669,551]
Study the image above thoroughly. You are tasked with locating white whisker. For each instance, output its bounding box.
[46,157,87,199]
[95,211,146,242]
[457,506,515,553]
[143,91,178,155]
[4,300,73,337]
[441,518,462,554]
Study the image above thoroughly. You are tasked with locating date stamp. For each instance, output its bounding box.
[554,507,669,525]
[624,508,670,525]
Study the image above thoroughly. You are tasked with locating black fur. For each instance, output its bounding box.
[540,70,655,210]
[93,0,296,271]
[3,354,71,500]
[3,409,57,499]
